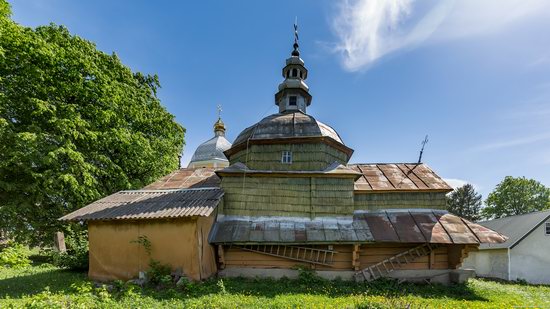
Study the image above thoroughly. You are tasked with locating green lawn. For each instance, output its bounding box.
[1,261,549,308]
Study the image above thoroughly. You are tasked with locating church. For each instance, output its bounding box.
[61,28,506,284]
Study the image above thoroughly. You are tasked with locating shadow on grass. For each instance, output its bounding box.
[0,265,87,298]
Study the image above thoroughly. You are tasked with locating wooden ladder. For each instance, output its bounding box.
[356,243,439,281]
[237,245,338,266]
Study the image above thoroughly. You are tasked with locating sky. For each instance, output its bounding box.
[9,0,550,198]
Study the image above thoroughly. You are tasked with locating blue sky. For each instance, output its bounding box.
[10,0,550,198]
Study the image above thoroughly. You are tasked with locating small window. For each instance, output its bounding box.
[281,151,292,164]
[546,222,550,236]
[286,70,290,78]
[289,96,297,106]
[292,68,297,77]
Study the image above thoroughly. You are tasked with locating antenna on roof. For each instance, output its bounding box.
[417,135,429,164]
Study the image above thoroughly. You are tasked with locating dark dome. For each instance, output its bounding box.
[233,111,344,146]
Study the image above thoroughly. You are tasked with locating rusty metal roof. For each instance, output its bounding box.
[209,210,507,245]
[60,188,223,221]
[350,163,452,192]
[143,168,220,190]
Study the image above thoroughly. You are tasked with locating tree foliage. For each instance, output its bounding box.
[446,184,482,221]
[483,176,550,219]
[0,1,185,245]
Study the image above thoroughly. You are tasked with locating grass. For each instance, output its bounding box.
[1,260,549,308]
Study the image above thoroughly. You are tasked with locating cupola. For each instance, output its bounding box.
[275,23,312,113]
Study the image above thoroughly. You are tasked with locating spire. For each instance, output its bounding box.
[292,18,300,57]
[274,20,312,113]
[213,104,226,137]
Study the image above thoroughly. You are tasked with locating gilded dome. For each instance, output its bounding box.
[232,111,344,147]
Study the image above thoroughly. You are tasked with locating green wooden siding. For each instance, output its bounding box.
[221,176,355,217]
[354,192,447,211]
[229,143,348,171]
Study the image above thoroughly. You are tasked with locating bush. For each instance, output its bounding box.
[51,229,89,271]
[0,242,31,268]
[147,259,172,287]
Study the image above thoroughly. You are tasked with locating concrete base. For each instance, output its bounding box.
[219,268,475,285]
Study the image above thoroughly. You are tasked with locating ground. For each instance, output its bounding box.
[1,260,549,308]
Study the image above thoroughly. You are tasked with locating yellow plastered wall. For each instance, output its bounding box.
[88,217,217,282]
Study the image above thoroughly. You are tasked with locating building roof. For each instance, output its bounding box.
[60,188,223,221]
[189,134,232,165]
[143,168,220,190]
[479,209,550,250]
[350,163,453,192]
[231,111,344,147]
[209,209,507,245]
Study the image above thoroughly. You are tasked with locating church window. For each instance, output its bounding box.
[281,151,292,164]
[292,68,297,77]
[289,96,297,106]
[286,70,290,78]
[546,222,550,236]
[299,71,303,78]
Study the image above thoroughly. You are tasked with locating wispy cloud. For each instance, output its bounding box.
[330,0,550,71]
[472,132,550,152]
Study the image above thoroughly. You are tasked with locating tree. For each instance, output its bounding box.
[446,184,482,221]
[0,1,185,245]
[483,176,550,219]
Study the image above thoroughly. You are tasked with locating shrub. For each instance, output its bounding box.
[0,242,31,268]
[147,259,172,287]
[51,229,89,271]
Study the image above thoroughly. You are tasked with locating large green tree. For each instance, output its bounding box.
[483,176,550,219]
[0,1,184,245]
[446,184,482,221]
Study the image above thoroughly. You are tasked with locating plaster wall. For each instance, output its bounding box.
[509,220,550,284]
[88,218,217,282]
[461,249,509,280]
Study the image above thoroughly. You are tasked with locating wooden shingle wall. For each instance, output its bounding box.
[221,176,355,217]
[354,192,447,211]
[229,143,348,171]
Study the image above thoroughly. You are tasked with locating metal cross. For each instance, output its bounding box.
[294,17,299,44]
[217,104,222,118]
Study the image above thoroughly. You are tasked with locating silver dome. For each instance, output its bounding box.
[189,135,232,164]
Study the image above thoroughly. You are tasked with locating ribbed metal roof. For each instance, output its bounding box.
[232,111,344,146]
[189,135,232,164]
[209,210,507,245]
[60,188,223,221]
[479,209,550,249]
[350,163,452,192]
[143,168,220,190]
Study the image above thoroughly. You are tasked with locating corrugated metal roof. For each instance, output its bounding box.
[60,188,223,221]
[350,163,452,192]
[143,168,220,190]
[209,210,507,245]
[479,209,550,249]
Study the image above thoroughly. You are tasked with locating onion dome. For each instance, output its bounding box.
[188,116,232,169]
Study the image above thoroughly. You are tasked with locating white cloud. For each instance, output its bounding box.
[443,178,480,192]
[443,178,467,190]
[471,132,550,152]
[330,0,550,71]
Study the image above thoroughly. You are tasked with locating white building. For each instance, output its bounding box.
[462,209,550,284]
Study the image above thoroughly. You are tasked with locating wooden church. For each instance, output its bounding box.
[61,28,506,284]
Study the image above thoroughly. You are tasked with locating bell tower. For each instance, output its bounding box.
[275,22,312,113]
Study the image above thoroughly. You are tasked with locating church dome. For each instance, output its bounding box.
[232,111,344,147]
[188,115,232,168]
[190,135,232,163]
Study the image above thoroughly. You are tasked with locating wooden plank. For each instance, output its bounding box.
[218,245,226,270]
